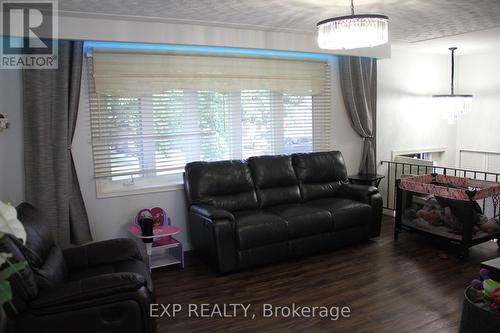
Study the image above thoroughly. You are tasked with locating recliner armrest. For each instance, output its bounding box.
[63,238,143,269]
[190,204,235,221]
[31,272,146,310]
[335,184,378,204]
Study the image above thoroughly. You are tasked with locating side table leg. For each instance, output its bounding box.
[180,242,184,269]
[145,242,153,272]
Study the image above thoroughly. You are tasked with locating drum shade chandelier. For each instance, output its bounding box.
[432,47,473,123]
[317,0,389,50]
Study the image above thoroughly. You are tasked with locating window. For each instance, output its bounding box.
[87,50,332,196]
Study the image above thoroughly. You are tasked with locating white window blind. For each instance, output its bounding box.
[87,50,332,195]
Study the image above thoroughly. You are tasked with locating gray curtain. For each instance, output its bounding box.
[339,56,377,175]
[23,40,93,246]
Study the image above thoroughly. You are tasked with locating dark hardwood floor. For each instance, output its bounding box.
[152,216,500,333]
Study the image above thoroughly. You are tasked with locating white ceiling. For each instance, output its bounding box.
[393,27,500,55]
[57,0,500,44]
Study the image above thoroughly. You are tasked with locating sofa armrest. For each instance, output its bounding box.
[190,204,235,221]
[63,238,143,269]
[336,184,383,238]
[188,206,237,273]
[335,184,379,204]
[31,273,146,310]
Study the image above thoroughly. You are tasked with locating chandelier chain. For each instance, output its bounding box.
[450,48,455,95]
[351,0,355,15]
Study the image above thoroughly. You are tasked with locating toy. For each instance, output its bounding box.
[135,207,169,227]
[415,197,443,226]
[442,207,462,233]
[479,218,500,234]
[416,209,441,225]
[471,268,500,310]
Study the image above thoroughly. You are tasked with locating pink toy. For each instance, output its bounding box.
[135,207,169,227]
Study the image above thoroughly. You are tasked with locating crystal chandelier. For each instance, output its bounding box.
[432,47,473,124]
[317,0,389,50]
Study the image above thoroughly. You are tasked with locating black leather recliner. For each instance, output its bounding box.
[0,203,155,333]
[184,151,383,273]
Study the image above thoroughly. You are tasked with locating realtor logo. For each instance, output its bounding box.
[1,0,58,69]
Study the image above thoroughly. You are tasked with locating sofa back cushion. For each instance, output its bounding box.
[184,160,258,211]
[292,151,348,201]
[248,155,301,208]
[16,203,68,290]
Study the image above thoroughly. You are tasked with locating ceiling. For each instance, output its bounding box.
[393,26,500,54]
[57,0,500,43]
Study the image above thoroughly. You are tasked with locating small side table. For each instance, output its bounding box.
[128,224,184,271]
[348,173,385,187]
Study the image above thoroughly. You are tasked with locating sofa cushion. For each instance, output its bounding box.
[292,151,348,201]
[248,155,301,208]
[185,160,258,211]
[33,246,69,290]
[266,204,332,238]
[306,197,372,231]
[233,210,288,250]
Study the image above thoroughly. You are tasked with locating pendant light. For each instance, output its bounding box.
[317,0,389,50]
[432,47,473,124]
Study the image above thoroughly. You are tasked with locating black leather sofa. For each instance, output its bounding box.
[0,203,155,333]
[184,151,383,273]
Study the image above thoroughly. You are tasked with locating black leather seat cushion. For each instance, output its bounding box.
[68,259,153,293]
[266,204,332,238]
[248,155,301,208]
[234,210,288,250]
[306,198,372,231]
[185,160,258,211]
[292,152,348,201]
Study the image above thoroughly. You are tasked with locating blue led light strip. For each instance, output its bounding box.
[84,41,334,60]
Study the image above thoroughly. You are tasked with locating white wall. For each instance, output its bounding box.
[24,13,390,59]
[455,47,500,161]
[376,47,458,209]
[72,56,361,249]
[0,69,24,205]
[377,47,457,168]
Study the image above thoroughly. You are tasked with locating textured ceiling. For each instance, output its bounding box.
[57,0,500,43]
